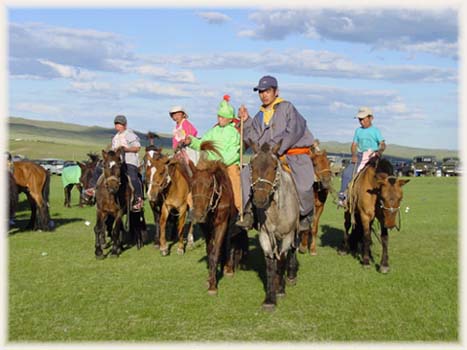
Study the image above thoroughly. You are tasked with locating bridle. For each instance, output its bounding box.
[250,156,281,202]
[192,174,223,216]
[378,176,402,231]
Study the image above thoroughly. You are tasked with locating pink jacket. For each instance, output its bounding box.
[172,119,198,149]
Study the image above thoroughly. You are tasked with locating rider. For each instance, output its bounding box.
[184,95,242,213]
[170,106,199,165]
[338,106,386,208]
[84,115,144,211]
[236,75,315,231]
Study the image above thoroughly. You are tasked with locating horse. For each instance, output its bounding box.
[339,156,409,273]
[8,171,18,227]
[299,140,333,255]
[145,152,191,256]
[78,152,100,206]
[93,149,146,258]
[249,141,300,310]
[61,163,84,208]
[188,141,248,295]
[12,160,53,231]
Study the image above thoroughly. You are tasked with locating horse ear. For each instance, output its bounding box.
[101,149,107,159]
[376,173,388,185]
[398,179,410,186]
[188,160,196,175]
[78,162,85,171]
[248,138,258,153]
[272,140,282,155]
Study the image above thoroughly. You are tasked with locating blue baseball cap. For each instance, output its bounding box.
[253,75,278,92]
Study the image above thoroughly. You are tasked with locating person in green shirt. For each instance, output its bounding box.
[184,95,241,212]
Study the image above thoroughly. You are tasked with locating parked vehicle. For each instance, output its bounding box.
[410,155,437,176]
[393,161,413,177]
[327,155,352,176]
[36,158,65,175]
[441,157,461,176]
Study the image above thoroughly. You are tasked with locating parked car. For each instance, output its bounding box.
[410,155,437,176]
[37,158,65,175]
[327,155,352,176]
[441,157,461,176]
[393,161,413,177]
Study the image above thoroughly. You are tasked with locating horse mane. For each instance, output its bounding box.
[87,152,99,163]
[168,158,192,185]
[199,140,222,159]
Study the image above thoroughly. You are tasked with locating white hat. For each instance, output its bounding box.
[356,106,373,119]
[169,106,188,118]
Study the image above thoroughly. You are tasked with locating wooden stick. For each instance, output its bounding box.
[239,105,245,221]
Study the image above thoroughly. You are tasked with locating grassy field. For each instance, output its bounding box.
[7,174,459,344]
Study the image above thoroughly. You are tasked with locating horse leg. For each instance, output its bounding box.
[110,214,123,257]
[64,185,71,208]
[339,210,352,255]
[76,184,84,207]
[310,204,324,255]
[361,215,372,268]
[176,205,188,255]
[159,205,170,256]
[286,247,298,285]
[94,212,106,259]
[379,226,390,273]
[207,221,228,295]
[262,255,277,310]
[150,201,161,248]
[298,230,310,254]
[186,222,195,250]
[25,192,37,230]
[275,253,287,297]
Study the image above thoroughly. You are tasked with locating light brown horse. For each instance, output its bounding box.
[146,153,191,256]
[12,160,53,231]
[339,157,409,273]
[299,140,333,255]
[188,141,248,295]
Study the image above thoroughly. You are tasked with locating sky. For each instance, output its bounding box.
[5,2,462,151]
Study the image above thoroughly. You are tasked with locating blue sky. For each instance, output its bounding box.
[7,4,460,150]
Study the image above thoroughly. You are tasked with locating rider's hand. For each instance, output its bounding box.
[351,154,358,163]
[184,136,192,145]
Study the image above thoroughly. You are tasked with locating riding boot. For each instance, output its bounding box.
[235,201,254,229]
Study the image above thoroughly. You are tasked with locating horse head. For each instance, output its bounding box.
[376,173,410,229]
[310,140,332,190]
[79,153,100,204]
[101,149,122,194]
[145,153,170,202]
[249,141,281,209]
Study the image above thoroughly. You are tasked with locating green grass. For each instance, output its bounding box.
[8,175,459,343]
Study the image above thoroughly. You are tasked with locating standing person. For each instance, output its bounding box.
[184,95,242,212]
[170,106,199,165]
[338,106,386,207]
[84,115,144,211]
[237,75,315,231]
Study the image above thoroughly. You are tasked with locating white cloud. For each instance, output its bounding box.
[14,102,62,115]
[242,8,458,59]
[38,60,96,80]
[197,11,231,24]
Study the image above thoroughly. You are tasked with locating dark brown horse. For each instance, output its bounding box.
[8,171,18,227]
[93,149,146,258]
[12,160,53,231]
[145,153,191,256]
[78,152,100,206]
[339,156,409,273]
[188,141,248,295]
[299,140,333,255]
[249,141,299,310]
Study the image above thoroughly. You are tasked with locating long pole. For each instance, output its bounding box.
[239,105,245,221]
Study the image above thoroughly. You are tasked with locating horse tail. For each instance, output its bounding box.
[41,171,53,230]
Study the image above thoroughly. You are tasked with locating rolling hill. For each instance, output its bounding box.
[7,116,458,161]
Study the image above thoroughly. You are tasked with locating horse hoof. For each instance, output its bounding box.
[310,251,317,256]
[110,254,120,259]
[224,270,234,277]
[338,249,348,256]
[186,242,194,250]
[262,303,275,312]
[379,266,390,274]
[286,277,297,286]
[276,292,285,298]
[207,289,218,296]
[160,249,169,257]
[298,245,307,254]
[363,263,371,269]
[177,248,184,256]
[154,244,160,250]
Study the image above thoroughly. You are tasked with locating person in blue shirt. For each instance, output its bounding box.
[338,106,386,208]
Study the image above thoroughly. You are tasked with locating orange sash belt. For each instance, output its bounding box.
[286,147,311,156]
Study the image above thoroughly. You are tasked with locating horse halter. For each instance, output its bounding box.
[192,174,222,214]
[250,156,281,201]
[147,164,171,191]
[378,176,402,231]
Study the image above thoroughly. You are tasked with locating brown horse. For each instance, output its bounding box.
[249,141,300,310]
[12,160,53,231]
[145,153,191,256]
[339,156,409,273]
[299,140,333,255]
[8,171,18,227]
[93,149,146,258]
[188,141,248,295]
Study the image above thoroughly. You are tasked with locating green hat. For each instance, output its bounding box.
[217,95,235,119]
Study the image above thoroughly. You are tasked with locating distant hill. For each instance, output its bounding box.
[7,116,458,161]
